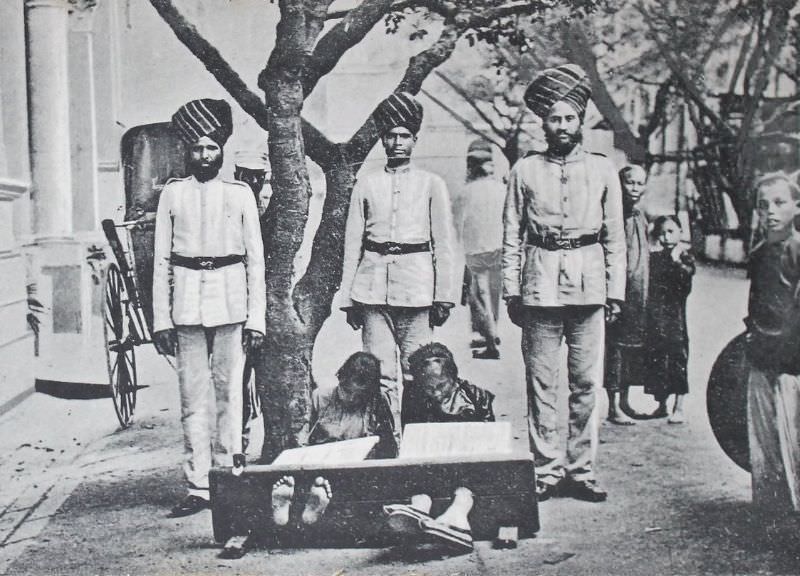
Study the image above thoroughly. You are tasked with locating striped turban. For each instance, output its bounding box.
[374,92,424,136]
[524,64,592,119]
[171,99,233,146]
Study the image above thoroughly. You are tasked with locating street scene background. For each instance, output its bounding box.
[3,264,799,575]
[1,0,799,574]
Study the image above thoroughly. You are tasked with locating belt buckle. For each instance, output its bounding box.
[198,258,215,270]
[387,244,402,255]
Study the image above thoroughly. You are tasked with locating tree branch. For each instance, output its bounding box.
[327,0,456,20]
[147,0,268,130]
[640,78,673,141]
[345,20,462,161]
[421,87,505,146]
[560,22,645,161]
[434,70,506,138]
[637,4,733,137]
[304,0,396,96]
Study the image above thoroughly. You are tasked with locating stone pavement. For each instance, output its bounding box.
[2,265,800,575]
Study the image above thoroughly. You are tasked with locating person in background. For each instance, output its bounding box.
[605,165,650,425]
[645,215,694,423]
[502,63,625,503]
[339,92,458,432]
[453,139,506,360]
[744,172,800,524]
[234,148,271,215]
[152,99,266,518]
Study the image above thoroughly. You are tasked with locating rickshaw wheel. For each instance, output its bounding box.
[103,263,138,428]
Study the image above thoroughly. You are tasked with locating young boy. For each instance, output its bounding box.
[605,165,650,425]
[746,171,800,521]
[645,215,695,423]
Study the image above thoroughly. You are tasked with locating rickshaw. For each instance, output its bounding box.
[100,122,186,428]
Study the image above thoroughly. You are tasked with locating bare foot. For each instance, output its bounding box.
[607,412,636,426]
[302,476,332,525]
[271,475,295,526]
[667,409,686,424]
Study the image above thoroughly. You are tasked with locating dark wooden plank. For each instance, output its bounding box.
[210,453,539,546]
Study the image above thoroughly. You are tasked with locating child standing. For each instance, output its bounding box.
[645,215,695,423]
[745,172,800,520]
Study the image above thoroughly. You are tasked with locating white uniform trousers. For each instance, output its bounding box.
[176,323,244,500]
[521,305,603,485]
[748,368,800,516]
[362,305,432,431]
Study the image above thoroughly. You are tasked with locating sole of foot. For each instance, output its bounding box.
[271,475,295,526]
[302,476,332,525]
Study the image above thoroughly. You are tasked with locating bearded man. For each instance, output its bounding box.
[502,65,625,502]
[152,98,266,517]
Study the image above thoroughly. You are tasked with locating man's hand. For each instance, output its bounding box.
[429,302,453,328]
[153,329,177,356]
[605,299,622,324]
[345,306,364,330]
[506,296,525,327]
[242,329,265,356]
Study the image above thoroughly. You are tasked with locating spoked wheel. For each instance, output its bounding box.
[103,263,138,428]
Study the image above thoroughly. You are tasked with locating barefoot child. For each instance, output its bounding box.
[605,165,650,425]
[645,215,695,423]
[744,172,800,521]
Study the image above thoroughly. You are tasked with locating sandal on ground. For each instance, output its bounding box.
[420,517,474,552]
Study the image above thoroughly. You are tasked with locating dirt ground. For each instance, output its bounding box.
[3,264,800,576]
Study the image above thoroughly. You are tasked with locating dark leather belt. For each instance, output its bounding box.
[170,253,245,270]
[528,232,600,251]
[364,239,431,256]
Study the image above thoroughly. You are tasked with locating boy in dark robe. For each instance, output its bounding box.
[645,215,694,423]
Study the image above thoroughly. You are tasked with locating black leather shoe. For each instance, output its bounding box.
[562,478,607,502]
[169,495,210,518]
[472,347,500,360]
[535,481,560,502]
[470,337,501,349]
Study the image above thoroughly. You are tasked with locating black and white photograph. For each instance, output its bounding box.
[0,0,798,574]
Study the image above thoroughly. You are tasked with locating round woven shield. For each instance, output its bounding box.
[706,332,751,472]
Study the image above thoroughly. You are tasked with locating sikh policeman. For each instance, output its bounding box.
[152,98,266,517]
[340,92,457,429]
[502,65,625,502]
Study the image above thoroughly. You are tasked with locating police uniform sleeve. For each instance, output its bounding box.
[600,157,626,301]
[339,179,367,310]
[502,161,526,298]
[152,183,175,333]
[240,182,267,335]
[429,175,458,304]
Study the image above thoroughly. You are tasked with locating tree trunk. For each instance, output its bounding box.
[254,1,317,463]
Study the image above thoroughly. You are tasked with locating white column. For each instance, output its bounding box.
[69,4,100,233]
[25,0,73,240]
